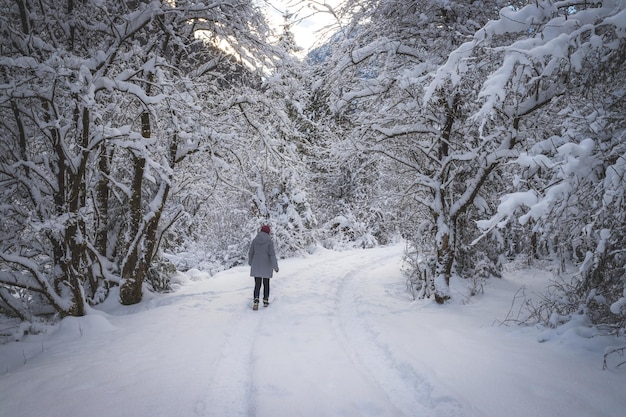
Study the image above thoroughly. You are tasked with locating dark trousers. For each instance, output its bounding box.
[253,277,270,301]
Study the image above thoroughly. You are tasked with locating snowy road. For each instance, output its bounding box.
[190,246,461,417]
[237,247,464,417]
[1,244,625,417]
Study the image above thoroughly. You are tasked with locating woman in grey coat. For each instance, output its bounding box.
[248,225,279,310]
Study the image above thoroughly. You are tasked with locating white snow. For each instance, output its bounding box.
[1,244,624,417]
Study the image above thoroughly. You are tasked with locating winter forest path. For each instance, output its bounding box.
[1,244,625,417]
[242,246,465,417]
[187,245,466,417]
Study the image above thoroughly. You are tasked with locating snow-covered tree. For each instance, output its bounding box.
[163,12,318,266]
[472,1,626,332]
[0,0,274,316]
[319,0,624,308]
[318,0,509,301]
[237,27,318,255]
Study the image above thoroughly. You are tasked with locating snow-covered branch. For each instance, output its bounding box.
[0,252,73,313]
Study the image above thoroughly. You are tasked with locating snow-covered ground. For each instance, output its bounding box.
[1,244,624,417]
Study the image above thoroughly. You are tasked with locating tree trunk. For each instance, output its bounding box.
[95,143,112,256]
[434,216,455,304]
[119,154,146,305]
[119,132,177,305]
[432,96,457,303]
[62,105,91,316]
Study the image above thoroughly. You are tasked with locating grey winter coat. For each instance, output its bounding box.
[248,231,279,278]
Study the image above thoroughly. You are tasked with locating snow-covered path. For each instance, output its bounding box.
[1,244,625,417]
[241,247,464,417]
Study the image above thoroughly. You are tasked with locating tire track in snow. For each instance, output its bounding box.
[196,305,261,417]
[332,249,469,417]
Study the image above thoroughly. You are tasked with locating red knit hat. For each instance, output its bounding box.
[261,225,271,234]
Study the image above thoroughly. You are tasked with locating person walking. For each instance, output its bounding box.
[248,225,279,310]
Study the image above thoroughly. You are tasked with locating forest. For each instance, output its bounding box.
[0,0,624,343]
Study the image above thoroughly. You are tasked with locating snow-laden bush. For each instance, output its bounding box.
[402,242,436,301]
[320,212,378,250]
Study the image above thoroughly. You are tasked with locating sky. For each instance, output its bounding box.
[265,0,344,53]
[1,243,624,417]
